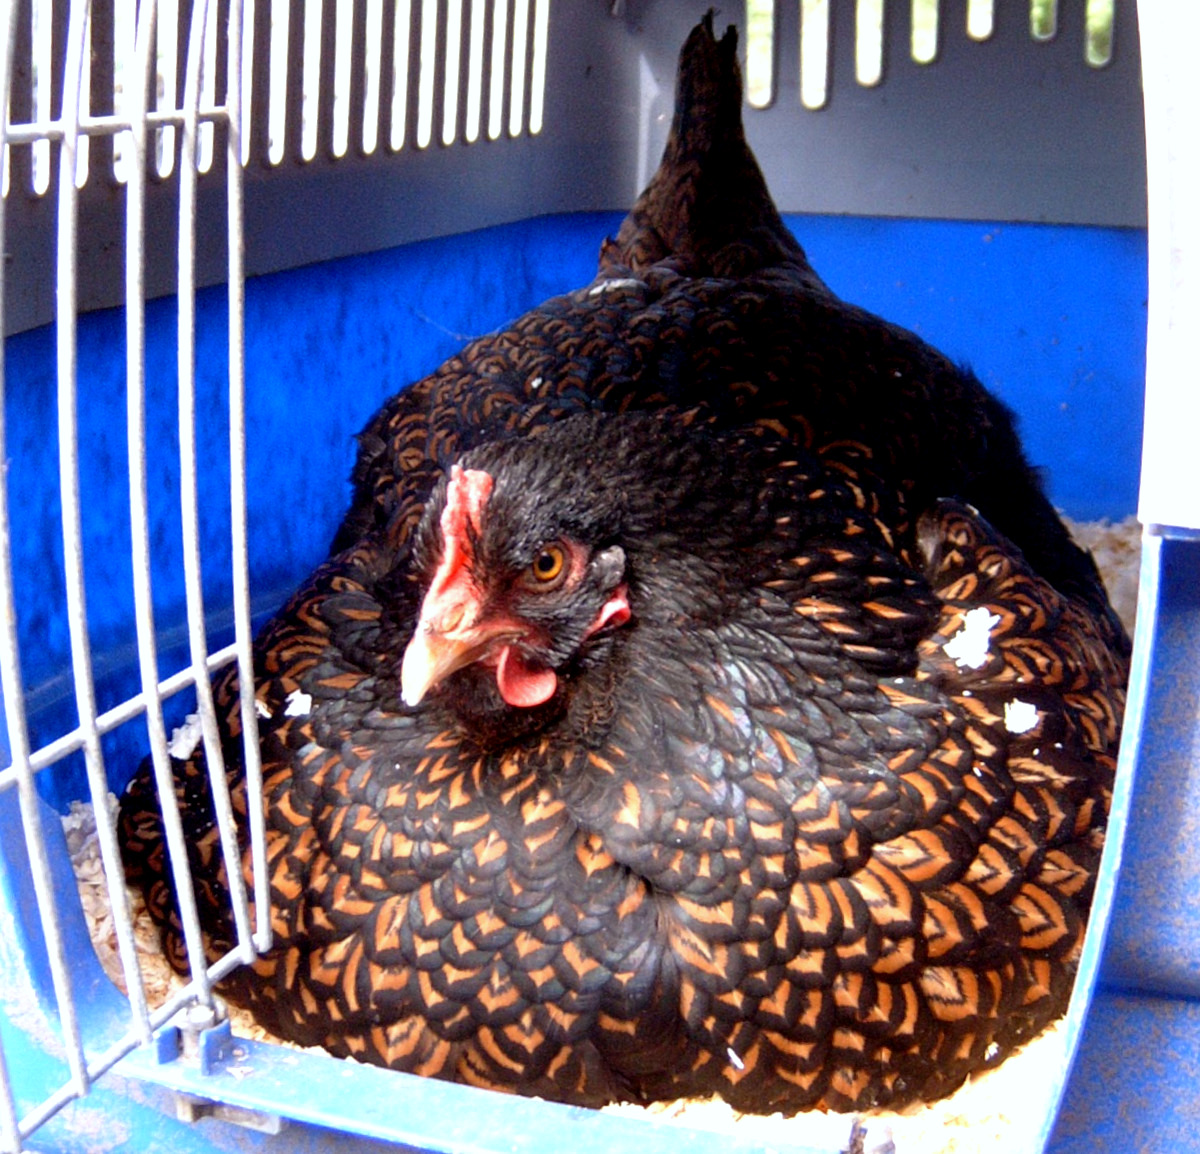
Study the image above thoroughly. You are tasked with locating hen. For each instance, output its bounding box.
[119,14,1129,1114]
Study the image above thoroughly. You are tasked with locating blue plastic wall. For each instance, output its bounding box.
[1047,532,1200,1152]
[798,216,1147,522]
[2,211,1147,811]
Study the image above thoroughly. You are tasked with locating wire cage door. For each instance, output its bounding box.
[0,0,271,1148]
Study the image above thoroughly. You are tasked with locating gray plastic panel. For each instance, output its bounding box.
[4,1,1146,337]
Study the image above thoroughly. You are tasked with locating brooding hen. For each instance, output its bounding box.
[119,14,1129,1114]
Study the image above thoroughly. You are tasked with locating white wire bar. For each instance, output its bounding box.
[0,0,93,1139]
[175,0,258,972]
[168,0,256,988]
[120,0,189,1042]
[224,0,270,956]
[0,2,31,1143]
[45,0,97,1099]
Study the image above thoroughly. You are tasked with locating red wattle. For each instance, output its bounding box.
[496,646,558,708]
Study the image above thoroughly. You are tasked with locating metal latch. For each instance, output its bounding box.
[153,999,286,1136]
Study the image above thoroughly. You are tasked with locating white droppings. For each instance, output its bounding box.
[168,713,203,760]
[985,1040,1001,1061]
[284,689,313,717]
[943,607,1001,670]
[726,1046,745,1071]
[529,376,544,391]
[587,277,643,297]
[255,698,273,720]
[1004,699,1039,734]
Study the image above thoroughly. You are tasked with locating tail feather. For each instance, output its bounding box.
[601,11,822,284]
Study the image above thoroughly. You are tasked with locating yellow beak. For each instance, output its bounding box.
[399,620,519,707]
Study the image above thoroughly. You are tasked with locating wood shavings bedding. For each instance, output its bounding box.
[1061,514,1142,635]
[64,514,1142,1154]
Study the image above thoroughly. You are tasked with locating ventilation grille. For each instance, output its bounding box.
[2,0,551,198]
[743,0,1117,111]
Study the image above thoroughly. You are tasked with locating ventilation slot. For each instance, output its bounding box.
[3,0,553,193]
[743,0,1117,112]
[272,0,552,163]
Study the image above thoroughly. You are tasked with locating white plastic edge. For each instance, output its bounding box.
[1137,4,1200,532]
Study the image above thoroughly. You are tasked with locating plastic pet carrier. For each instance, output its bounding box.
[0,1,1190,1151]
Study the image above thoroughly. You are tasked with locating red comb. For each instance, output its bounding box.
[430,466,494,599]
[442,465,493,539]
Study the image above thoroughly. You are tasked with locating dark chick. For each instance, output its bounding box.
[119,14,1129,1115]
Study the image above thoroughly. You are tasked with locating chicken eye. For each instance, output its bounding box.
[527,543,567,587]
